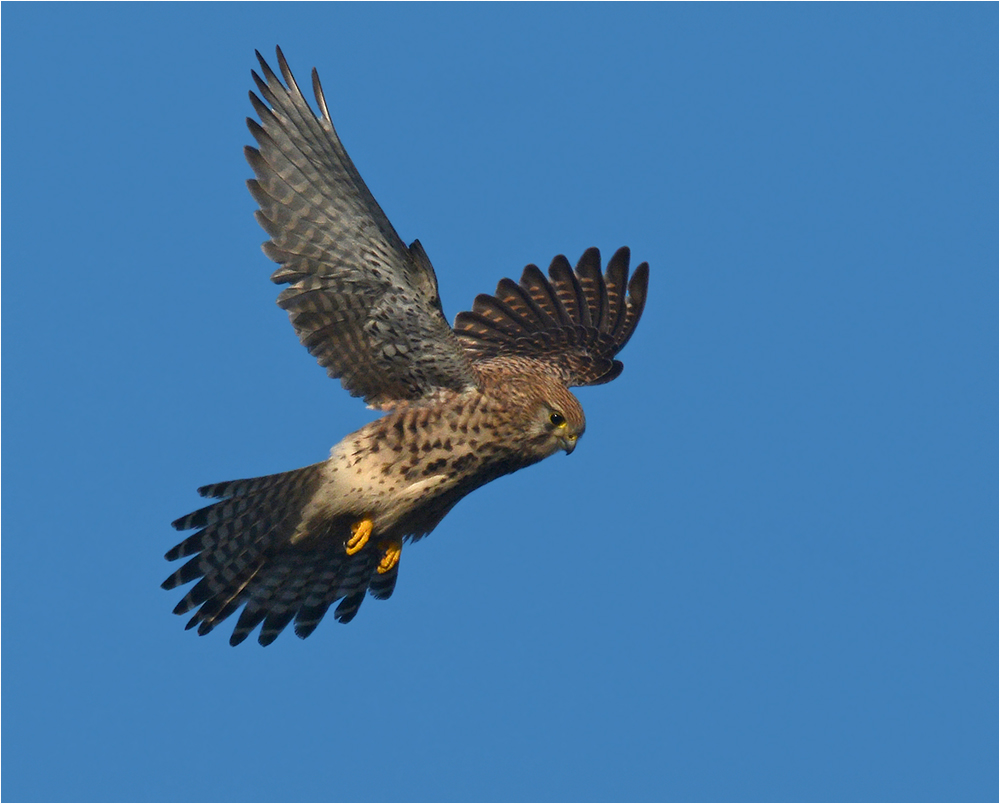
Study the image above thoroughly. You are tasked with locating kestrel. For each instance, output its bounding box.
[164,48,650,646]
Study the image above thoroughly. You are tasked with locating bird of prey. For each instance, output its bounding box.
[164,48,650,646]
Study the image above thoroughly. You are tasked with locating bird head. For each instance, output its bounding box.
[527,383,586,458]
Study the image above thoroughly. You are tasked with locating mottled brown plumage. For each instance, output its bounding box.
[164,48,650,645]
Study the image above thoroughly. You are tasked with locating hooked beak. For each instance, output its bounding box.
[560,433,579,455]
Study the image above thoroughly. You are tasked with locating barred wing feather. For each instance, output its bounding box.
[454,247,649,387]
[246,47,477,408]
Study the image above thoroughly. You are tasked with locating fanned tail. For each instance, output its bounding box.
[163,463,397,645]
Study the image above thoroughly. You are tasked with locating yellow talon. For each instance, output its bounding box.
[346,517,373,555]
[377,540,402,574]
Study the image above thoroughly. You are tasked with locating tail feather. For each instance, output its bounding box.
[293,598,334,640]
[163,554,207,592]
[230,602,269,646]
[188,558,266,634]
[197,470,301,500]
[185,486,317,622]
[334,590,367,624]
[259,604,299,647]
[193,591,249,636]
[164,461,400,645]
[261,553,320,644]
[369,561,400,600]
[293,562,349,638]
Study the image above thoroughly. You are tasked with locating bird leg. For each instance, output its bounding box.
[377,540,402,574]
[346,517,373,555]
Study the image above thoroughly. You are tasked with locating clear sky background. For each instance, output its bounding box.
[2,4,996,802]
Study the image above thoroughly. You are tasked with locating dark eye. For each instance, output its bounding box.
[549,412,566,427]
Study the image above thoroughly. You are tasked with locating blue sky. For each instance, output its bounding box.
[2,4,995,801]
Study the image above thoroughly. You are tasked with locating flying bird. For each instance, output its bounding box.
[164,47,650,646]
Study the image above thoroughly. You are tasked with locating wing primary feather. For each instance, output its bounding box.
[453,247,650,387]
[520,264,572,326]
[615,262,650,351]
[253,52,284,103]
[470,294,536,336]
[603,247,631,336]
[547,255,588,326]
[250,69,277,111]
[247,90,273,124]
[572,248,601,329]
[243,49,479,406]
[495,278,551,328]
[452,311,520,343]
[275,46,303,102]
[575,247,609,331]
[312,69,332,123]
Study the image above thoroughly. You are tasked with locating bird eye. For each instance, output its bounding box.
[549,412,566,428]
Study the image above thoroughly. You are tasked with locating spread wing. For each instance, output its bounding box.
[245,47,477,409]
[454,247,649,387]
